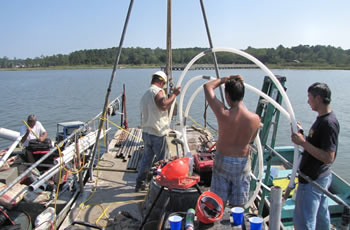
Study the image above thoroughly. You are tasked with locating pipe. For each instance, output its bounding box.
[0,127,20,141]
[265,145,350,210]
[176,75,264,209]
[179,75,290,159]
[172,47,299,198]
[175,49,305,210]
[87,0,134,181]
[341,207,350,230]
[53,129,108,164]
[168,50,207,121]
[24,128,108,192]
[0,98,116,197]
[269,186,283,230]
[30,164,61,191]
[84,167,137,173]
[0,136,22,168]
[199,0,224,103]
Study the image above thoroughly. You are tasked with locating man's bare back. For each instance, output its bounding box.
[204,75,260,157]
[216,103,260,157]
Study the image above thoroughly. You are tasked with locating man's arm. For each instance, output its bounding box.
[39,132,48,142]
[203,76,232,115]
[291,132,335,164]
[155,86,181,111]
[20,127,31,144]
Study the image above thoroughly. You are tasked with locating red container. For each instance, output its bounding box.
[193,153,214,173]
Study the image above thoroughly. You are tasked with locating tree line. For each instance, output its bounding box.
[1,45,350,69]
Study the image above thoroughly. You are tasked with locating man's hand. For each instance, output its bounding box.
[223,75,244,84]
[0,150,7,156]
[291,132,306,146]
[172,86,181,96]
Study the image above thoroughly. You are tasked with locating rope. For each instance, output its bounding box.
[22,120,40,139]
[187,114,216,135]
[100,117,143,142]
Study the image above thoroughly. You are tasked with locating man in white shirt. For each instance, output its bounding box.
[135,71,181,192]
[20,114,48,163]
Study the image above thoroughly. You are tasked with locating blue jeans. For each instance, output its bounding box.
[294,174,332,230]
[136,132,167,185]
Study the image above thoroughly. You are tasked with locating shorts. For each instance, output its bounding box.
[210,152,251,206]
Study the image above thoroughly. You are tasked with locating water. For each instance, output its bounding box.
[0,68,349,182]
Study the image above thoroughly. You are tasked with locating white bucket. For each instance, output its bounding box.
[35,207,55,230]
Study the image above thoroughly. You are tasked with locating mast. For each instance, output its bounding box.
[165,0,172,95]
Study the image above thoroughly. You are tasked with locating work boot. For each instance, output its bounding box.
[135,182,147,192]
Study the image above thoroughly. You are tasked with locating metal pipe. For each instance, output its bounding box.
[87,0,134,181]
[341,207,350,229]
[75,135,84,192]
[29,164,62,191]
[17,162,54,168]
[117,129,131,158]
[0,105,110,197]
[29,129,110,192]
[165,0,173,95]
[199,0,224,103]
[118,129,132,158]
[122,129,134,160]
[127,129,139,160]
[53,129,109,164]
[84,167,136,173]
[124,128,137,160]
[269,186,283,230]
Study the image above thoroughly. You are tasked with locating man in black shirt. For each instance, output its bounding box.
[291,82,339,230]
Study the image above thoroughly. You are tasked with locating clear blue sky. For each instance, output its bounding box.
[1,0,350,59]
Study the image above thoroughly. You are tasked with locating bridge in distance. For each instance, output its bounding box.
[161,63,257,71]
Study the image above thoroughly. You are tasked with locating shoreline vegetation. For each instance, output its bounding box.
[2,45,350,71]
[1,64,350,71]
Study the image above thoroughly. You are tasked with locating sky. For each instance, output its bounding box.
[1,0,350,59]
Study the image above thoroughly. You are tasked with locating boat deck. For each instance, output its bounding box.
[59,127,214,229]
[59,128,145,229]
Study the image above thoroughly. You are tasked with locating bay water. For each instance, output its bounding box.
[0,68,349,182]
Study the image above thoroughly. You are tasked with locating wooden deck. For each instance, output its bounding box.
[59,128,144,229]
[59,127,215,229]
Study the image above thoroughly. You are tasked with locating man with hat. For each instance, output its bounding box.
[20,114,48,163]
[135,71,181,192]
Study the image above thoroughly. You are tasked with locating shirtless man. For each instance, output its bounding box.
[204,75,260,206]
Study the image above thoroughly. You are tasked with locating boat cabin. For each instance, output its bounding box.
[56,121,86,143]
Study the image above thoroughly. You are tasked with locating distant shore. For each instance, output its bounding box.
[1,64,350,71]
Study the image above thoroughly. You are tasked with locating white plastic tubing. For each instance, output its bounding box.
[0,128,22,169]
[0,136,22,169]
[170,47,300,203]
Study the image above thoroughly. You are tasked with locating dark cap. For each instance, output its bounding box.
[27,114,37,122]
